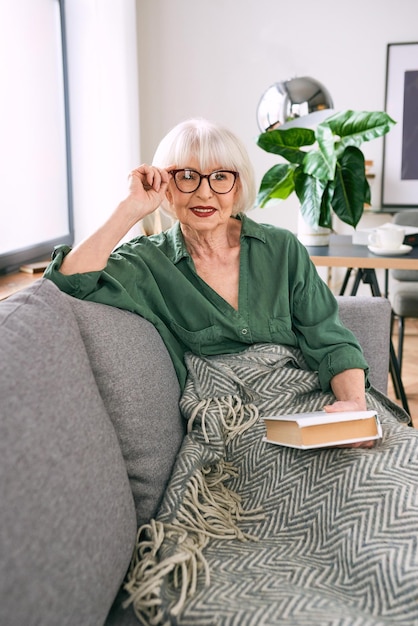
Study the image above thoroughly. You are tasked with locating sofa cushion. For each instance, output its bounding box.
[66,291,185,527]
[0,279,137,626]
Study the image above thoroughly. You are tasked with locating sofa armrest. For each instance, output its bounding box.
[336,296,392,394]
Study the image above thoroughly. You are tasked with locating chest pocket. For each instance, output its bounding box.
[170,321,222,355]
[268,317,297,344]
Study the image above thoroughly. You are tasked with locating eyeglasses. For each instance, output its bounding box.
[169,169,239,194]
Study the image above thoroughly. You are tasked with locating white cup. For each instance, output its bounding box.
[368,224,405,250]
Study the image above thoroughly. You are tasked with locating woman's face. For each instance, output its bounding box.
[165,157,240,233]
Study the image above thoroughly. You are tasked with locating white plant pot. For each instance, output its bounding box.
[297,210,331,246]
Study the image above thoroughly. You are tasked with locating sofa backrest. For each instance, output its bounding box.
[65,290,185,527]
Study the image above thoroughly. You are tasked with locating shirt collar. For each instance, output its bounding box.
[164,213,266,264]
[167,221,190,264]
[236,213,267,242]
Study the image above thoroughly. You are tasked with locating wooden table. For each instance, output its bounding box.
[307,234,418,272]
[308,234,418,298]
[0,261,49,300]
[306,234,418,415]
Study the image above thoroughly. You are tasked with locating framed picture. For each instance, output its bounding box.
[381,42,418,208]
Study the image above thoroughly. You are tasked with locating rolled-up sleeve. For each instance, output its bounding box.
[317,344,369,391]
[43,245,104,298]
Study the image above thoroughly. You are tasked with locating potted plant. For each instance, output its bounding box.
[256,110,395,230]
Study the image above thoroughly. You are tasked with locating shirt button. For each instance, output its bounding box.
[241,328,248,335]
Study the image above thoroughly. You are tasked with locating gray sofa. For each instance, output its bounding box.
[0,278,392,625]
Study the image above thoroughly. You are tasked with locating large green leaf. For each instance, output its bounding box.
[313,122,336,180]
[318,182,335,229]
[257,163,295,207]
[321,110,396,156]
[364,176,371,206]
[303,122,336,183]
[257,127,315,164]
[331,146,367,227]
[294,168,328,228]
[303,151,326,180]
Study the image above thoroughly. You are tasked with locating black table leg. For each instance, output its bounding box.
[339,268,353,295]
[389,341,411,416]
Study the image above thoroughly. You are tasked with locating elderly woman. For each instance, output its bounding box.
[45,117,370,438]
[44,119,418,625]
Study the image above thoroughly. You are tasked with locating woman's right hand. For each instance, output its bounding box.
[125,164,170,221]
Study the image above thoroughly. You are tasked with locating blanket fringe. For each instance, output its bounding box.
[187,394,259,443]
[123,518,209,625]
[124,394,264,623]
[124,460,264,623]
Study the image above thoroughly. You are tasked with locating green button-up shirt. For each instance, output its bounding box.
[44,214,368,391]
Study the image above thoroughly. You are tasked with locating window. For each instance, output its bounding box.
[0,0,72,273]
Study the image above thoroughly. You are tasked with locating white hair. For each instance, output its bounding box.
[152,118,256,217]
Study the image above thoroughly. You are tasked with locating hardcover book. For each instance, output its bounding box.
[263,410,381,449]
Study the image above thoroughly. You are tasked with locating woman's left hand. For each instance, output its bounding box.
[323,400,366,414]
[323,400,376,449]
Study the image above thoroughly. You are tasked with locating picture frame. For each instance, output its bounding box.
[381,42,418,209]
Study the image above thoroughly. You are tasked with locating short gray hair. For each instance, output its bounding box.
[152,118,256,216]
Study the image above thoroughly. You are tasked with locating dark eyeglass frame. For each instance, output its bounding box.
[168,168,239,194]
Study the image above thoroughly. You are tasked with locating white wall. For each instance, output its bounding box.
[136,0,418,234]
[65,0,140,244]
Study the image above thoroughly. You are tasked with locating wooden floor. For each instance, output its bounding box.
[387,318,418,428]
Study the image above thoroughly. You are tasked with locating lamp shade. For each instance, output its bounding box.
[257,76,334,131]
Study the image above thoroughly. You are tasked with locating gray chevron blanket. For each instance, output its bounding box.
[124,344,418,626]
